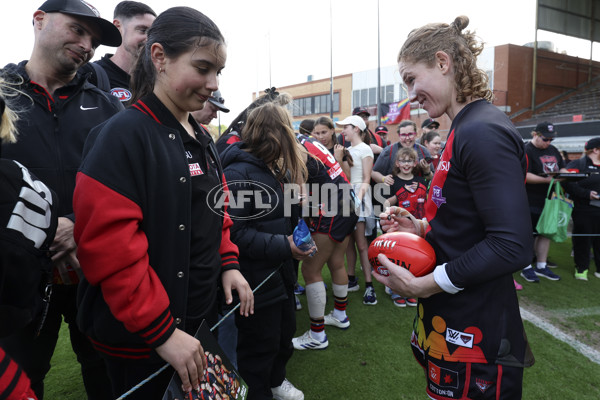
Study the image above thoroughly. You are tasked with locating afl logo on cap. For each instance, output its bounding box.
[111,88,132,102]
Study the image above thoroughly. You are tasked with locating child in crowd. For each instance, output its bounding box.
[221,102,312,400]
[336,115,378,306]
[384,147,427,307]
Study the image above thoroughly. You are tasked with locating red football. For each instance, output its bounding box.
[368,232,436,277]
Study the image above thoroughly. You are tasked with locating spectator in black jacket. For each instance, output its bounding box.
[0,1,123,398]
[221,102,313,400]
[82,1,156,104]
[564,137,600,281]
[0,75,58,400]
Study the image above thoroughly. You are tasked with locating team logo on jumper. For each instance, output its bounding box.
[189,163,203,176]
[446,327,474,348]
[475,378,493,393]
[111,88,132,102]
[428,361,459,389]
[431,185,446,208]
[540,155,559,174]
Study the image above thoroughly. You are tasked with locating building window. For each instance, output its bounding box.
[368,87,376,106]
[385,85,394,103]
[360,89,368,106]
[353,84,397,108]
[291,93,340,117]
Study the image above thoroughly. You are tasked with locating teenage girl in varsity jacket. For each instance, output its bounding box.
[73,8,252,399]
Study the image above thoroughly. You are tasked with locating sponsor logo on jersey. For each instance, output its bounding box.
[431,185,446,208]
[438,160,451,172]
[111,88,132,102]
[189,163,203,176]
[328,164,343,180]
[428,360,459,389]
[475,378,493,393]
[445,327,474,348]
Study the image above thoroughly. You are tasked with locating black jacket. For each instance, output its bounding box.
[74,95,240,360]
[221,142,296,309]
[0,61,123,219]
[565,156,600,213]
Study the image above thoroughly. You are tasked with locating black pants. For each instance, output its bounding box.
[572,209,600,272]
[103,356,174,400]
[235,293,296,400]
[0,284,111,399]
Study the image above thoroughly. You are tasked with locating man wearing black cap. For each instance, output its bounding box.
[0,1,123,398]
[520,121,568,284]
[375,125,389,146]
[421,117,440,139]
[83,1,156,105]
[192,90,230,126]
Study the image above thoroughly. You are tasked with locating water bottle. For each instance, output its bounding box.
[293,219,316,256]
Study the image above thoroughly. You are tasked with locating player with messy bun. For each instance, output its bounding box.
[398,16,492,104]
[376,16,534,399]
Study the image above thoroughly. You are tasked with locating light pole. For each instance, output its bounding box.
[329,0,334,119]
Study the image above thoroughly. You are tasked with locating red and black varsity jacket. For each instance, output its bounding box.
[73,94,240,360]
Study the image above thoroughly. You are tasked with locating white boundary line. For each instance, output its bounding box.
[520,307,600,365]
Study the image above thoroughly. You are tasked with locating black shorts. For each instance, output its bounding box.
[529,206,544,235]
[412,338,524,399]
[309,213,358,243]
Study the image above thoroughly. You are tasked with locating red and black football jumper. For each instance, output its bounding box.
[389,175,428,219]
[412,99,534,399]
[297,134,358,242]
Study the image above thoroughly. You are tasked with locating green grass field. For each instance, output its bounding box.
[46,240,600,399]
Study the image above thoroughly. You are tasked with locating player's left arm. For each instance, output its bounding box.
[446,124,533,287]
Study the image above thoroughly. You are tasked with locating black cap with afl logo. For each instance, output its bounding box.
[38,0,122,47]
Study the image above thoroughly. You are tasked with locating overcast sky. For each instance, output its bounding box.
[2,0,599,126]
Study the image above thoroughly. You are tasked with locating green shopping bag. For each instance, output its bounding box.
[535,179,573,242]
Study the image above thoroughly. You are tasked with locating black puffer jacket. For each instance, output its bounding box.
[221,142,295,309]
